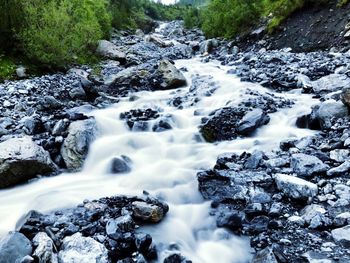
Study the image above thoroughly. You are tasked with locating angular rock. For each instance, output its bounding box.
[96,40,126,62]
[132,201,166,223]
[327,161,350,176]
[58,233,108,263]
[252,247,278,263]
[157,60,187,90]
[291,153,328,177]
[312,74,350,94]
[0,232,32,263]
[0,136,57,188]
[316,101,348,130]
[237,109,270,135]
[61,118,98,170]
[331,225,350,248]
[275,174,318,201]
[32,232,58,263]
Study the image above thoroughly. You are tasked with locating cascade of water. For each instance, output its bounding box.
[0,57,318,262]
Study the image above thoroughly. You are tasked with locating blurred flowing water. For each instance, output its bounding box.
[0,57,318,262]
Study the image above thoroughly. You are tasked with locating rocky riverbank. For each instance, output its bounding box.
[1,19,350,263]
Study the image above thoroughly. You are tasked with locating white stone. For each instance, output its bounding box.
[58,233,108,263]
[275,174,318,200]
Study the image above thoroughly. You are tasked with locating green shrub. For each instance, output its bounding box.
[0,55,16,81]
[8,0,111,68]
[201,0,263,38]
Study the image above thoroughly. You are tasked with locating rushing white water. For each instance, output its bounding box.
[0,57,319,262]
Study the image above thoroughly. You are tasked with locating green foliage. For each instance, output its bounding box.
[337,0,350,7]
[0,0,111,68]
[0,55,16,81]
[184,7,202,29]
[201,0,263,38]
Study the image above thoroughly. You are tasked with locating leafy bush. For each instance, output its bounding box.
[201,0,263,38]
[1,0,111,68]
[0,55,16,81]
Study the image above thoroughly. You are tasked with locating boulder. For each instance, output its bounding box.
[0,232,32,263]
[275,174,318,201]
[132,201,166,223]
[32,232,58,263]
[157,60,187,90]
[0,136,57,188]
[341,86,350,108]
[291,153,328,177]
[106,215,135,240]
[96,40,126,62]
[58,233,108,263]
[316,101,348,129]
[237,109,270,135]
[331,225,350,248]
[61,118,98,170]
[312,74,350,94]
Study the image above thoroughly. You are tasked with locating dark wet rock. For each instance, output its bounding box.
[200,107,247,142]
[0,232,32,263]
[110,156,132,174]
[163,254,191,263]
[291,153,328,177]
[19,195,168,262]
[0,136,57,188]
[61,118,98,170]
[132,201,168,223]
[120,109,160,130]
[237,108,270,135]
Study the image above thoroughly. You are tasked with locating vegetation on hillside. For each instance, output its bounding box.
[0,0,196,74]
[199,0,348,38]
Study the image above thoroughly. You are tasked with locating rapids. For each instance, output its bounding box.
[0,57,318,262]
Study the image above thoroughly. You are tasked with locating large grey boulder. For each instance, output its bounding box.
[61,118,98,170]
[32,232,58,263]
[158,60,187,90]
[316,101,348,129]
[331,225,350,248]
[291,153,328,177]
[0,232,32,263]
[237,109,270,135]
[312,74,350,94]
[0,136,57,188]
[58,233,108,263]
[275,174,318,201]
[96,40,126,62]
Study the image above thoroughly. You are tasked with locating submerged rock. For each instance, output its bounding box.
[237,108,270,135]
[0,136,57,188]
